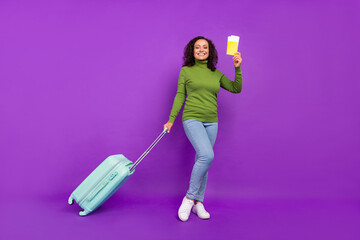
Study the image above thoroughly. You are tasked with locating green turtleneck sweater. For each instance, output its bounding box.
[168,60,242,123]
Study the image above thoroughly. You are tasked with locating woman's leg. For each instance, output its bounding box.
[182,119,218,202]
[196,122,218,202]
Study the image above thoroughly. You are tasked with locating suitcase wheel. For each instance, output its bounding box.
[79,210,88,216]
[68,196,74,205]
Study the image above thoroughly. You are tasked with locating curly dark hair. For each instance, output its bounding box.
[183,36,218,71]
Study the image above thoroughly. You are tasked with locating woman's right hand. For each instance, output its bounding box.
[163,122,173,133]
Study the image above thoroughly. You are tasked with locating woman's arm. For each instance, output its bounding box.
[220,52,243,93]
[164,68,186,132]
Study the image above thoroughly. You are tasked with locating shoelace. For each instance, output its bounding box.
[180,201,193,213]
[195,204,208,214]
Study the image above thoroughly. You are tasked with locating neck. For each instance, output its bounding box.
[195,59,208,68]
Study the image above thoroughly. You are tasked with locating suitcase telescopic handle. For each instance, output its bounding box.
[129,128,168,172]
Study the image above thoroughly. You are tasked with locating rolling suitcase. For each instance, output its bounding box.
[68,128,167,216]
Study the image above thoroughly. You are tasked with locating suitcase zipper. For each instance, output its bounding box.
[87,170,119,201]
[77,161,126,205]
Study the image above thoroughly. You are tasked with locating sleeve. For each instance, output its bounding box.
[168,68,186,123]
[220,67,243,93]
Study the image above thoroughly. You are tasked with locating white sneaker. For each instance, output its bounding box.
[192,202,210,219]
[178,197,194,221]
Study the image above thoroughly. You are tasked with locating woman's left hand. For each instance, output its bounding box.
[233,52,242,67]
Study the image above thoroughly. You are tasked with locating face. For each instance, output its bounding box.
[193,39,209,61]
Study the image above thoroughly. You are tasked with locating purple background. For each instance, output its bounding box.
[1,0,359,239]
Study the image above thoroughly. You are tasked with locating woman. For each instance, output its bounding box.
[163,36,243,221]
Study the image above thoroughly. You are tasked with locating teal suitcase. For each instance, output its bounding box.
[68,129,167,216]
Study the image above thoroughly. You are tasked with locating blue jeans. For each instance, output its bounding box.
[182,119,218,202]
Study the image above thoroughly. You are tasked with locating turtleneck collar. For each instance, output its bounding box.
[195,59,208,68]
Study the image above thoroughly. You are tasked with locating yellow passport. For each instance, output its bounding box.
[227,35,240,55]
